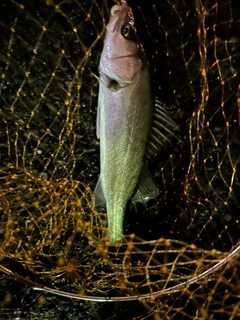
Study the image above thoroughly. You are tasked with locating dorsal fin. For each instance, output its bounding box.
[145,98,177,160]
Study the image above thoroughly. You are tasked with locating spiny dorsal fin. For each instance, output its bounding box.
[145,98,177,160]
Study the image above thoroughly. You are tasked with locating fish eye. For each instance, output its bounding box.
[121,22,135,40]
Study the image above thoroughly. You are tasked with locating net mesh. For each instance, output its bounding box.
[0,0,240,319]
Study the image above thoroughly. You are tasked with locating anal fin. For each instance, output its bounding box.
[131,164,159,206]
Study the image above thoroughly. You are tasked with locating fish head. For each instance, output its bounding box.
[107,1,137,46]
[99,1,147,89]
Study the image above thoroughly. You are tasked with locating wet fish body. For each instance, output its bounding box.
[94,2,176,243]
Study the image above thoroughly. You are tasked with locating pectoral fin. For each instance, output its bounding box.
[145,98,177,160]
[93,176,106,210]
[131,164,159,205]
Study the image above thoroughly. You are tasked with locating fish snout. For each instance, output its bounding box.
[110,2,127,16]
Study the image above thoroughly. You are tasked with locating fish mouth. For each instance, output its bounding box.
[110,1,128,16]
[107,1,135,35]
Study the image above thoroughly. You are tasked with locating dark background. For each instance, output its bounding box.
[0,0,240,319]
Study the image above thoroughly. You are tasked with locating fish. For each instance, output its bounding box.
[94,1,177,244]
